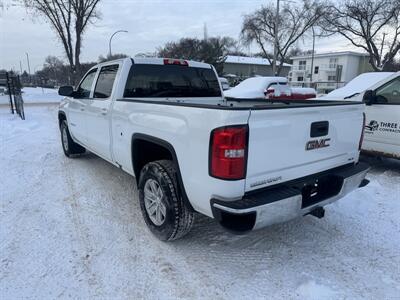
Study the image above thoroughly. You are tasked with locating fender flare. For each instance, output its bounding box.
[131,133,195,212]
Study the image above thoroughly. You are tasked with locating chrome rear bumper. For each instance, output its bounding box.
[211,162,370,232]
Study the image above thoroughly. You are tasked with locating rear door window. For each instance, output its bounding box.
[124,64,221,98]
[94,65,119,99]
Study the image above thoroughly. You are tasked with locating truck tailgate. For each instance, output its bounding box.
[245,104,364,192]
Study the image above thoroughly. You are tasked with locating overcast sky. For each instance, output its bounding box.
[0,0,360,72]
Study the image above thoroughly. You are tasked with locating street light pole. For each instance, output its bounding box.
[273,0,280,76]
[108,30,128,58]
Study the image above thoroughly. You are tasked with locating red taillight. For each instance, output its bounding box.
[210,125,248,180]
[359,112,366,150]
[163,58,188,66]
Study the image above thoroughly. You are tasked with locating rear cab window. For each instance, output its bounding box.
[124,64,221,98]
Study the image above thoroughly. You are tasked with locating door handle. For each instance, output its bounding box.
[101,108,108,116]
[80,108,85,111]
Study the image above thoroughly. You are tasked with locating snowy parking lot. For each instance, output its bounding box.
[1,104,399,299]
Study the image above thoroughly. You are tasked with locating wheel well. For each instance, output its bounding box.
[132,138,173,181]
[58,112,66,128]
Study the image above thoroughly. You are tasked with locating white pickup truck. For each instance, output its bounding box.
[58,57,369,241]
[321,72,400,159]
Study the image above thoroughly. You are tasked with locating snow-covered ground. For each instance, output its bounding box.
[0,87,63,105]
[1,105,399,299]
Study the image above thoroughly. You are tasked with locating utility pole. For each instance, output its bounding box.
[25,52,31,83]
[19,61,23,74]
[310,26,316,87]
[25,52,31,74]
[273,0,280,76]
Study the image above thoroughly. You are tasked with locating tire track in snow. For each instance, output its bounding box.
[61,157,106,298]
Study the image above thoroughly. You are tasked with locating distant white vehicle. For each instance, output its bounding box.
[320,71,400,159]
[224,77,287,99]
[218,77,231,90]
[319,72,395,101]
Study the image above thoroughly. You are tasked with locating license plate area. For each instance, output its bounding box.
[301,175,343,208]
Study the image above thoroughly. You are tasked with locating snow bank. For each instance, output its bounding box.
[22,87,64,103]
[0,87,63,105]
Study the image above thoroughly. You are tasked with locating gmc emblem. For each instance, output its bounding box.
[306,138,331,150]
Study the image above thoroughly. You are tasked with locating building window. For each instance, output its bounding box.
[329,58,338,69]
[328,75,336,81]
[314,66,319,74]
[299,60,306,70]
[297,76,304,82]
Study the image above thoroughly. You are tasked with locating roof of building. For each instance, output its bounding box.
[291,51,369,60]
[224,55,292,67]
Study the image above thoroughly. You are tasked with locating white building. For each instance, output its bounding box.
[289,51,371,93]
[223,55,292,78]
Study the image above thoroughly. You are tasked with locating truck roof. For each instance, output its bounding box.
[100,57,213,69]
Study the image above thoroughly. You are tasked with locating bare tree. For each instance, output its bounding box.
[322,0,400,71]
[241,0,326,75]
[158,37,238,74]
[22,0,101,82]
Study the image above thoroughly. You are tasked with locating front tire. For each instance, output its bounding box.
[60,120,85,157]
[138,160,194,241]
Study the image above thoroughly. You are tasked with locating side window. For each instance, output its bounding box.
[77,69,97,98]
[375,77,400,105]
[94,65,119,99]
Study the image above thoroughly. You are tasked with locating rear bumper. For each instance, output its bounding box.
[211,162,370,232]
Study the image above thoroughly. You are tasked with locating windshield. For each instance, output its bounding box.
[124,64,221,98]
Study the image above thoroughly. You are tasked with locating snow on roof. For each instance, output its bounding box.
[320,72,394,100]
[291,51,369,60]
[225,55,292,67]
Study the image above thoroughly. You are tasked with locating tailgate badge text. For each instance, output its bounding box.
[306,138,331,151]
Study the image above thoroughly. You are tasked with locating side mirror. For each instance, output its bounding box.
[362,90,376,106]
[58,86,74,97]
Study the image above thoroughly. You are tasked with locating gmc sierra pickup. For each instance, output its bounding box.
[58,57,369,241]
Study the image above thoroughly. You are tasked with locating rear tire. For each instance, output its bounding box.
[60,120,85,157]
[138,160,194,241]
